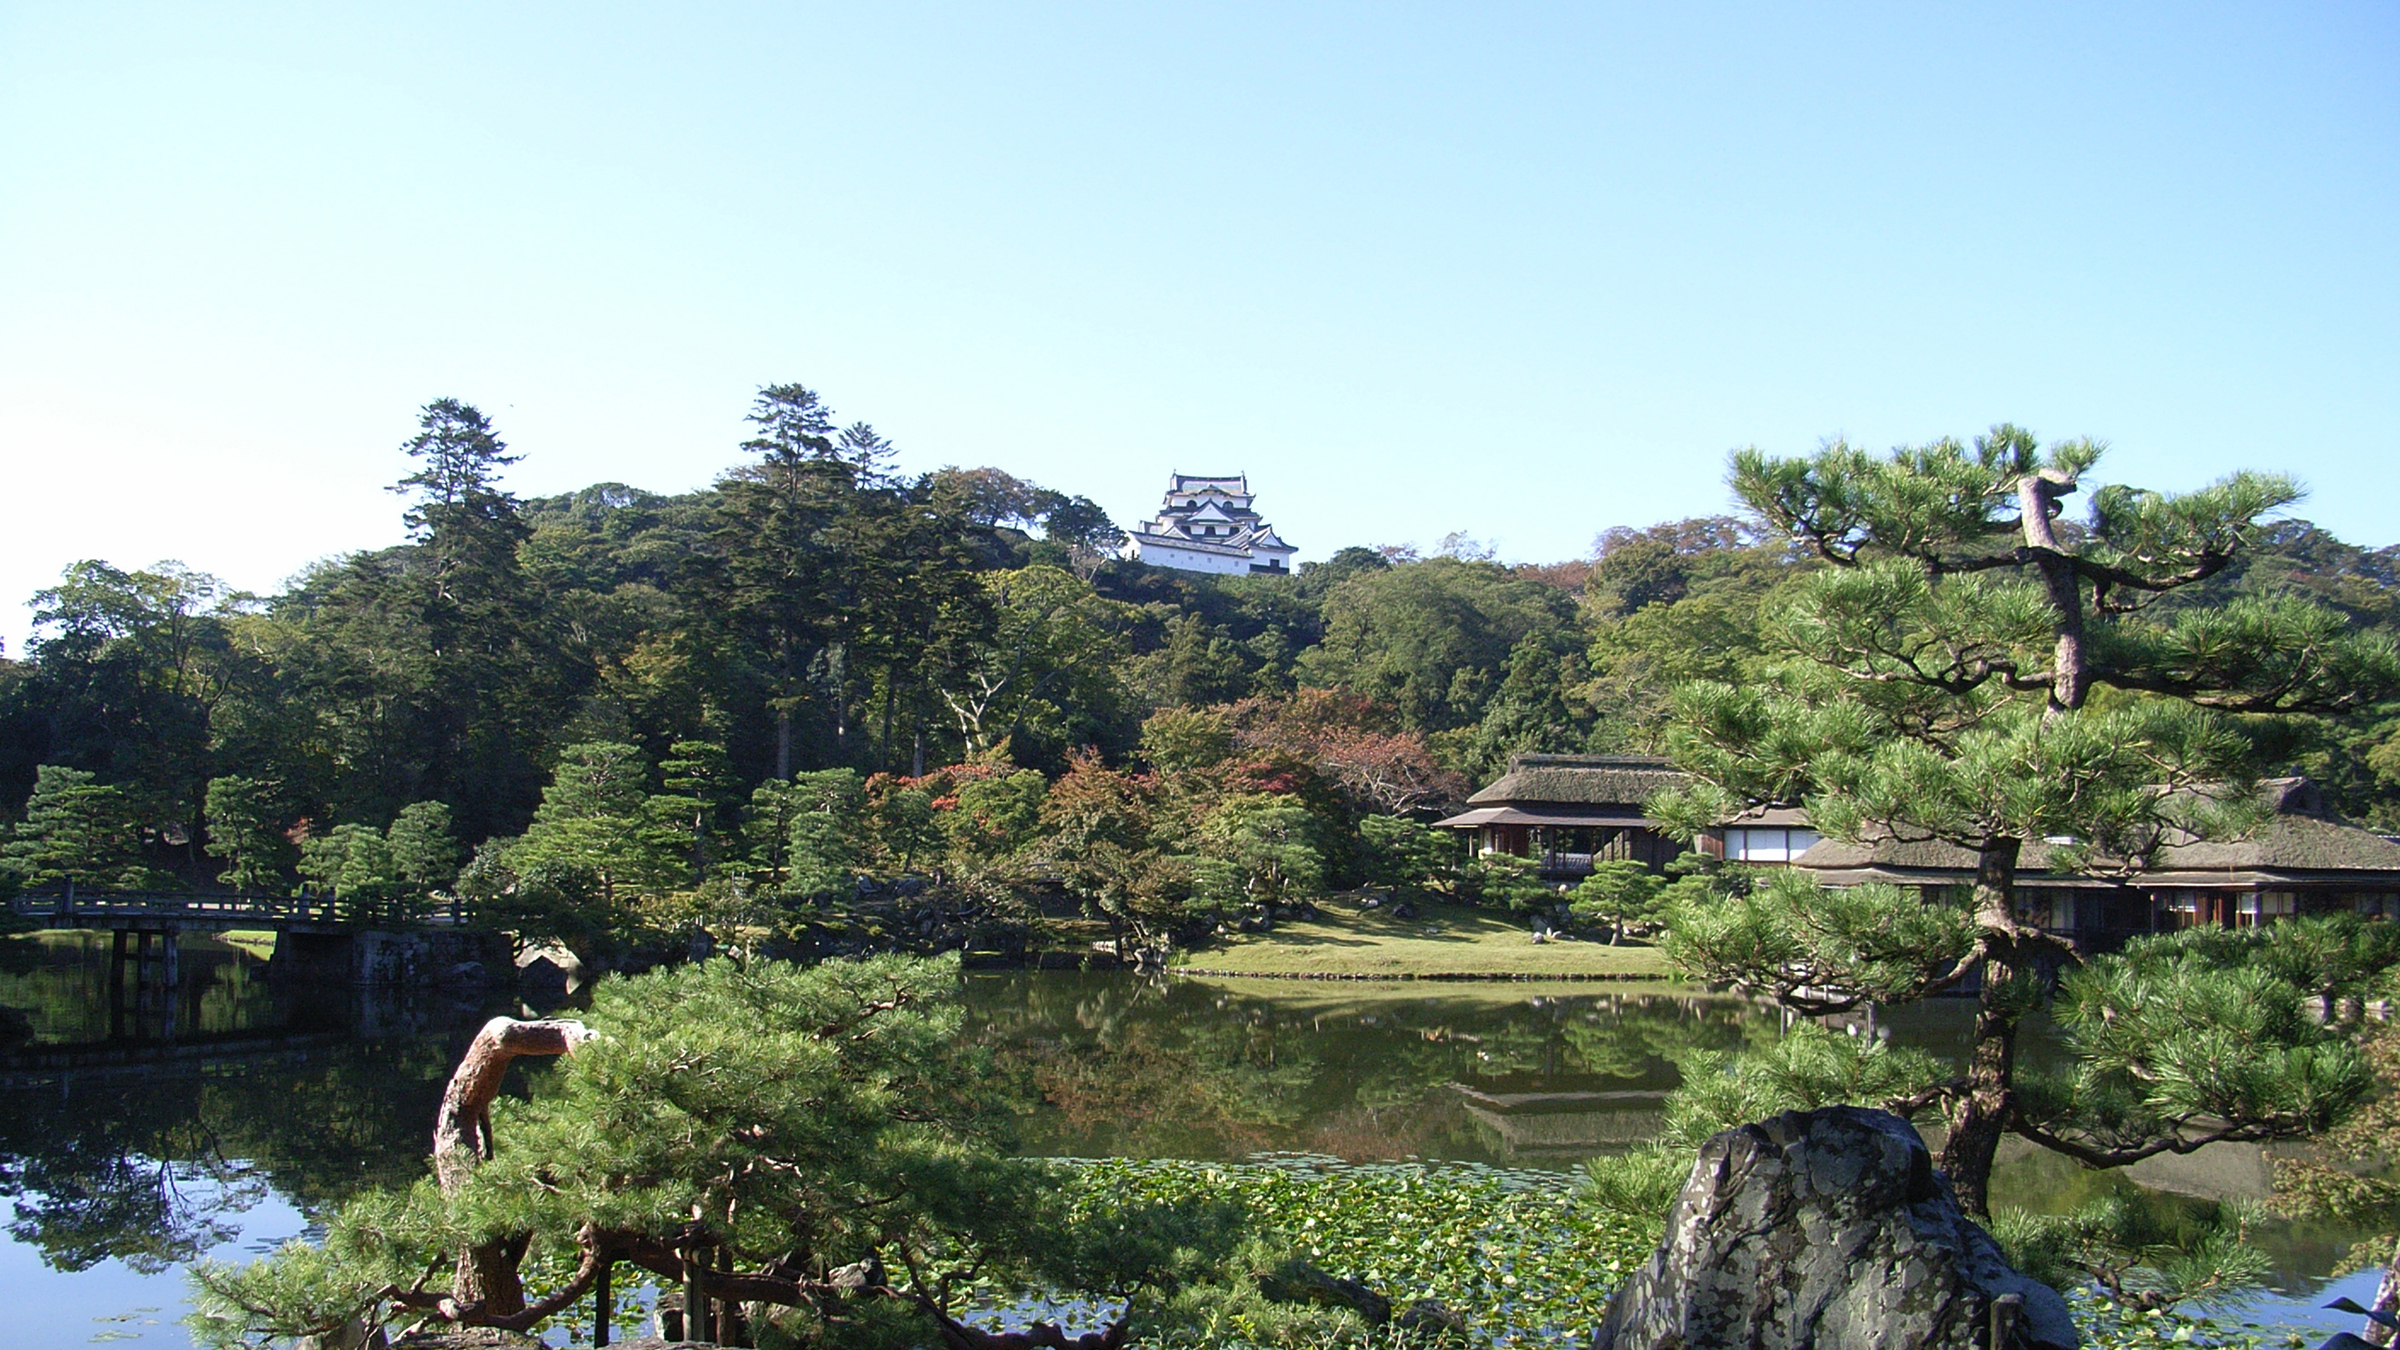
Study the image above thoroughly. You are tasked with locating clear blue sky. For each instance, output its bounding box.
[2,2,2393,653]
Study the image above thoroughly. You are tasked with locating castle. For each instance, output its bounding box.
[1120,473,1299,576]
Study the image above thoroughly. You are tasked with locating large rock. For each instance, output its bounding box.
[1592,1106,2077,1350]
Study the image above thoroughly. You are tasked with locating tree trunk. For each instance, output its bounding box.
[880,672,899,775]
[776,710,793,782]
[1939,839,2024,1219]
[434,1016,594,1315]
[2016,469,2090,714]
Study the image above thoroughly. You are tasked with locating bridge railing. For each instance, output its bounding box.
[7,891,433,928]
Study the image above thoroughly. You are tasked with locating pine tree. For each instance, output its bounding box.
[387,398,547,841]
[1649,426,2400,1215]
[2,765,140,891]
[185,957,1238,1348]
[202,775,291,893]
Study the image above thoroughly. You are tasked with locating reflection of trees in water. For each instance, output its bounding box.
[0,931,507,1274]
[0,934,284,1045]
[0,1034,470,1273]
[963,975,1771,1165]
[1554,995,1764,1080]
[974,975,1323,1155]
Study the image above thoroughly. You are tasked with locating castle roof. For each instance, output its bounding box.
[1170,473,1249,495]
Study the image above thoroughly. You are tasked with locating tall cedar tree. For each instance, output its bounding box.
[1650,426,2400,1216]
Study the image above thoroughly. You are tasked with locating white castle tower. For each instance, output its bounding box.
[1120,473,1299,576]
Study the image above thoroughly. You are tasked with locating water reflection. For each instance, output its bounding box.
[0,931,508,1346]
[965,973,1766,1165]
[0,943,2371,1346]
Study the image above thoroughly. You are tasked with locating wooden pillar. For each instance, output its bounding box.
[161,930,180,987]
[109,929,129,1038]
[683,1246,709,1346]
[714,1245,739,1346]
[593,1259,611,1347]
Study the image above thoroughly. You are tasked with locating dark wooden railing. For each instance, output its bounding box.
[9,890,434,929]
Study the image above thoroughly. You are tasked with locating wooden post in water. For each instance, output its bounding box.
[109,929,128,1038]
[592,1258,611,1347]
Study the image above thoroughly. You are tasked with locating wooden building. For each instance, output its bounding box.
[1796,778,2400,949]
[1437,755,2400,947]
[1434,754,1688,880]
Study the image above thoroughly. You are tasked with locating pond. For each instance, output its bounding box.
[0,935,2379,1347]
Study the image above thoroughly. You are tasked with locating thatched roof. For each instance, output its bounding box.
[1794,778,2400,885]
[1465,754,1687,811]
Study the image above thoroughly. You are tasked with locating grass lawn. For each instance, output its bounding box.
[216,929,278,959]
[1170,895,1677,980]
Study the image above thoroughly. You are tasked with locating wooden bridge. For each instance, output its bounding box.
[10,890,395,934]
[10,891,489,991]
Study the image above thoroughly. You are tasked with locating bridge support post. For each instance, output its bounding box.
[109,928,129,1038]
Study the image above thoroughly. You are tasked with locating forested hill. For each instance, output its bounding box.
[5,390,2400,890]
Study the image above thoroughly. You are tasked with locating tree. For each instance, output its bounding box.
[941,768,1048,869]
[1649,426,2400,1215]
[1355,813,1459,897]
[509,743,681,912]
[297,824,403,917]
[1588,516,1758,616]
[1038,494,1126,575]
[780,768,867,901]
[865,776,945,874]
[385,801,460,899]
[930,566,1131,759]
[1037,751,1192,949]
[700,383,934,778]
[392,400,523,554]
[1568,860,1665,944]
[1191,795,1324,912]
[1,765,141,892]
[15,561,243,846]
[381,399,550,843]
[655,739,737,882]
[1458,628,1595,782]
[1296,556,1575,733]
[1226,690,1463,816]
[203,776,292,893]
[186,956,1239,1349]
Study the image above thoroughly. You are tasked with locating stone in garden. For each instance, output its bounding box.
[1590,1106,2077,1350]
